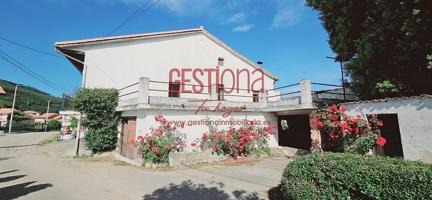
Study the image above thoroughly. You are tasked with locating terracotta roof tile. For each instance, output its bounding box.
[0,86,5,94]
[0,108,18,115]
[340,94,432,105]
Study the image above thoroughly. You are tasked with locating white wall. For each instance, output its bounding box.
[122,109,279,152]
[72,33,276,102]
[343,97,432,162]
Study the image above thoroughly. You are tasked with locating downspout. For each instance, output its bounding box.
[55,47,86,156]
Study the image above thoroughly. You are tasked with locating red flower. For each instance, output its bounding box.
[152,147,158,153]
[332,115,339,121]
[191,143,196,147]
[202,133,207,140]
[316,121,324,128]
[377,122,384,127]
[353,127,359,135]
[310,118,317,125]
[137,136,145,143]
[376,137,387,147]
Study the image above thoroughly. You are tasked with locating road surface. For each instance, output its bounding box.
[0,132,288,200]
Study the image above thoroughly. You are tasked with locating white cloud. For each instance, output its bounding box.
[271,0,306,29]
[232,24,254,32]
[226,12,246,24]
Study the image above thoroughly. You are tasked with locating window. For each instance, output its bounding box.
[217,84,224,100]
[168,82,180,97]
[253,91,259,102]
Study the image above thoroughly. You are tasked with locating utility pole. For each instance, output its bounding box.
[8,85,18,133]
[326,56,346,100]
[44,100,51,132]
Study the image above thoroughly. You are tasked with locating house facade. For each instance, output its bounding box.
[341,95,432,163]
[34,113,60,124]
[56,27,317,159]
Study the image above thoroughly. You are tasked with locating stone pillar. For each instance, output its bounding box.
[210,84,218,100]
[300,79,313,108]
[260,92,268,102]
[138,77,149,104]
[309,115,323,153]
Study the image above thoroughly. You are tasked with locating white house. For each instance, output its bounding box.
[56,27,317,160]
[341,95,432,162]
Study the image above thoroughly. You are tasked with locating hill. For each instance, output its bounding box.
[0,79,68,113]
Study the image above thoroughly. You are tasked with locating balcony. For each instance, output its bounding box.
[117,77,355,113]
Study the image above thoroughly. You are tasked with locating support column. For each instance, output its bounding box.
[300,79,313,108]
[138,77,149,104]
[210,84,218,100]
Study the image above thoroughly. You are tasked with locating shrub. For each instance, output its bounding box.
[69,117,78,129]
[192,123,276,158]
[281,153,432,200]
[136,115,185,164]
[34,122,43,130]
[47,120,61,131]
[72,88,120,153]
[311,105,386,154]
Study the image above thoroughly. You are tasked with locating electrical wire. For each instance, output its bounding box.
[106,0,161,36]
[0,49,69,93]
[0,36,62,58]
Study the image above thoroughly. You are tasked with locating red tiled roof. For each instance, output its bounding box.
[0,86,5,94]
[0,108,18,115]
[34,113,58,119]
[340,94,432,105]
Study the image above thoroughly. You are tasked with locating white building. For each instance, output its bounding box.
[341,95,432,162]
[56,27,317,160]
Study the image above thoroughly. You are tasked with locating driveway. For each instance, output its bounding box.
[0,132,288,200]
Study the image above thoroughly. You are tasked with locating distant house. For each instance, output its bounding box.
[0,86,5,94]
[59,111,79,128]
[0,108,34,128]
[0,108,18,127]
[34,113,60,124]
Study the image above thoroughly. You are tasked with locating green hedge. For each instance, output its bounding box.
[281,153,432,200]
[72,88,119,153]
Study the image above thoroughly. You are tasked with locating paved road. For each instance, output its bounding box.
[0,132,288,200]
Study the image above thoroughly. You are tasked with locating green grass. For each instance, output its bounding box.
[39,134,60,145]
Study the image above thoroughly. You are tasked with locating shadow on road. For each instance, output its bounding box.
[0,170,18,175]
[267,185,283,200]
[0,157,13,161]
[0,170,53,200]
[142,180,264,200]
[0,143,40,149]
[0,175,26,183]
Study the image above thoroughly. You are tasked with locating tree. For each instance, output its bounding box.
[8,112,29,123]
[307,0,432,99]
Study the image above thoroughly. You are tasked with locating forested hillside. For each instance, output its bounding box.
[0,79,67,113]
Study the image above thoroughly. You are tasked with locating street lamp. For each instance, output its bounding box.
[326,56,346,100]
[8,84,19,133]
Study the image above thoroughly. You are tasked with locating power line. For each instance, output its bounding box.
[106,0,161,36]
[0,49,69,93]
[0,36,63,59]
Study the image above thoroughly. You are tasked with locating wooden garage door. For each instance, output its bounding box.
[121,117,136,160]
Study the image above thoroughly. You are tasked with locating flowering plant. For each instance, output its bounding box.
[311,105,386,154]
[192,123,277,158]
[136,115,185,164]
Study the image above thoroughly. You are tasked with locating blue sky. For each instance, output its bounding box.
[0,0,338,97]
